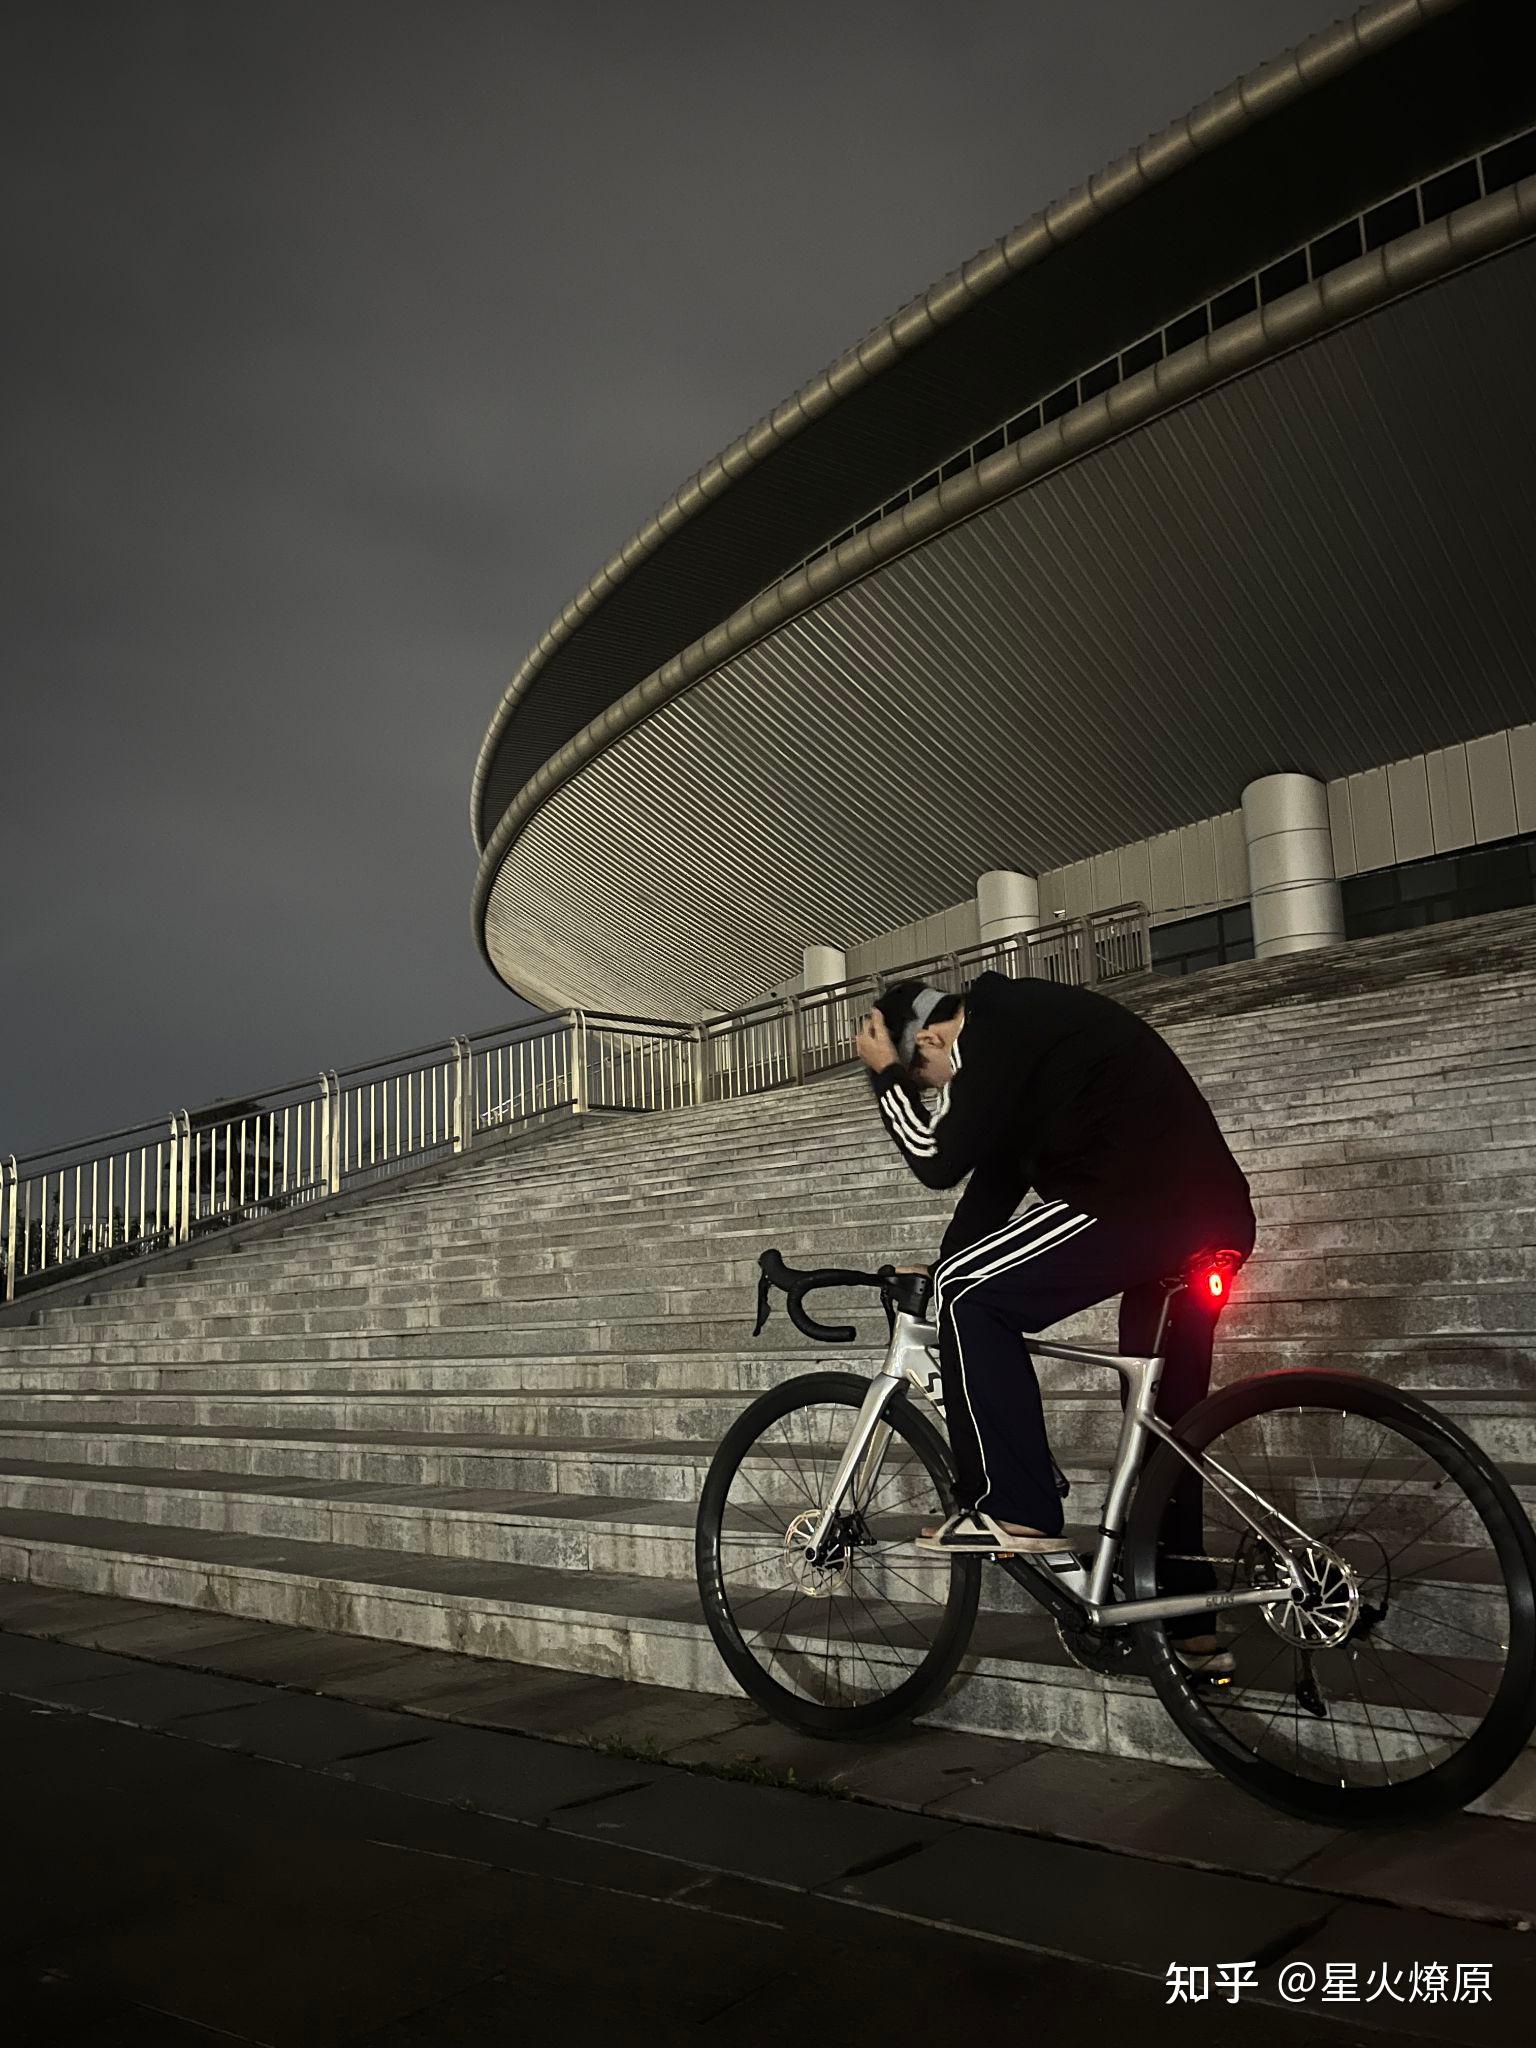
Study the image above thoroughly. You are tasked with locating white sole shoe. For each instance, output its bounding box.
[914,1510,1069,1555]
[1173,1642,1236,1676]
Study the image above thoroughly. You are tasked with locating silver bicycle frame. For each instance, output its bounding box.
[799,1310,1309,1629]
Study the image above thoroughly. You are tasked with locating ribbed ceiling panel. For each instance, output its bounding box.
[484,243,1536,1018]
[473,1,1536,851]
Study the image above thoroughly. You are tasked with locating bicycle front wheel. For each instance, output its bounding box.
[1124,1369,1536,1826]
[694,1371,981,1738]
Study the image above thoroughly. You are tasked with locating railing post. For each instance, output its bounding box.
[1,1155,15,1305]
[1078,919,1098,986]
[784,998,803,1087]
[451,1036,472,1152]
[316,1073,333,1199]
[326,1071,342,1192]
[169,1110,189,1245]
[570,1011,589,1114]
[1138,904,1152,975]
[690,1025,709,1108]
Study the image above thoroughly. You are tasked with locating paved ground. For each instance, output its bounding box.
[2,1585,1532,2044]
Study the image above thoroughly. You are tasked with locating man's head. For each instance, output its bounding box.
[875,980,965,1091]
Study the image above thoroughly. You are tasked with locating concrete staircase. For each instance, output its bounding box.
[2,904,1535,1809]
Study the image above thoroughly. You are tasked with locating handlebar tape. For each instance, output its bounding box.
[753,1247,889,1345]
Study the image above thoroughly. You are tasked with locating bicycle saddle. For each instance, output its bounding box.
[1160,1245,1246,1301]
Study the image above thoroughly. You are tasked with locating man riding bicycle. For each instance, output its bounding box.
[856,970,1256,1670]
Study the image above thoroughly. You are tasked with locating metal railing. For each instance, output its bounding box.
[702,903,1150,1099]
[1,904,1149,1301]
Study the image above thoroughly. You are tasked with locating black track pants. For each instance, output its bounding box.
[932,1198,1256,1633]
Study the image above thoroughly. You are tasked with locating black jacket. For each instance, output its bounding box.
[870,971,1255,1264]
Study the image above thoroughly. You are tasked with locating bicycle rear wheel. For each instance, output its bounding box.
[1124,1368,1536,1825]
[694,1371,980,1738]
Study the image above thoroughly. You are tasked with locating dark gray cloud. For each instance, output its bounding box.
[2,0,1344,1159]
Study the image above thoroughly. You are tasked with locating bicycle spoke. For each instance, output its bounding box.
[706,1391,965,1715]
[1141,1384,1535,1808]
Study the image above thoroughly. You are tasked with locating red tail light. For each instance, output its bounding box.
[1192,1248,1243,1308]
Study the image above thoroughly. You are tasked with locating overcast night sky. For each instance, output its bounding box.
[2,0,1349,1163]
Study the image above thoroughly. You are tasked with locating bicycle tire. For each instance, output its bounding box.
[695,1370,981,1738]
[1124,1368,1536,1826]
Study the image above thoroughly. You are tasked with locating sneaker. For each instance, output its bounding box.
[915,1511,1069,1556]
[1171,1636,1236,1676]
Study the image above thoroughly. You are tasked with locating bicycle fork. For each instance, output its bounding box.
[799,1370,906,1567]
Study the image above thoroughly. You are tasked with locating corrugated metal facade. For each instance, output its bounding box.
[482,238,1536,1020]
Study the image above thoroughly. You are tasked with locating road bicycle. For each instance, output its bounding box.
[694,1247,1536,1825]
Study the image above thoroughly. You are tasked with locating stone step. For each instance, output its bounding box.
[21,1271,1536,1348]
[85,1131,1536,1295]
[77,1164,1536,1306]
[1,1385,1531,1474]
[318,1055,1536,1184]
[0,1334,1533,1395]
[8,1285,1536,1366]
[87,1179,1536,1286]
[334,1086,1536,1217]
[0,1460,1525,1613]
[44,1225,1536,1332]
[0,1503,1528,1816]
[157,1157,1536,1253]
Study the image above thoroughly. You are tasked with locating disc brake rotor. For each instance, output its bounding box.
[1244,1533,1361,1650]
[783,1509,853,1597]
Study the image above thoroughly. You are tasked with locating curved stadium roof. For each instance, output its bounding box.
[472,0,1536,1018]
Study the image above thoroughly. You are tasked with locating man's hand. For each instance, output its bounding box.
[855,1008,900,1075]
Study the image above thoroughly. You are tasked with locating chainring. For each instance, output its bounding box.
[1055,1619,1147,1676]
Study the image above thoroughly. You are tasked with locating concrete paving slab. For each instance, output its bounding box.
[363,1862,791,2027]
[550,1769,957,1890]
[172,1692,435,1766]
[560,1681,757,1751]
[927,1744,1344,1878]
[370,1655,623,1728]
[330,1724,670,1819]
[0,1631,153,1693]
[40,1607,280,1660]
[1469,1745,1536,1823]
[824,1727,1052,1808]
[39,1665,273,1728]
[0,1586,150,1634]
[661,1715,877,1785]
[19,1884,507,2047]
[1263,1900,1536,2044]
[825,1822,1342,1974]
[1286,1814,1536,1926]
[175,1627,419,1688]
[147,1622,332,1678]
[299,1648,452,1707]
[422,1668,643,1738]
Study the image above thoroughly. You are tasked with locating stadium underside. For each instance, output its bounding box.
[480,232,1536,1021]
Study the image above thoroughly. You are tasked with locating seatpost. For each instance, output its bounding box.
[1149,1280,1182,1357]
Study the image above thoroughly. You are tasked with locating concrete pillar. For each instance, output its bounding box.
[800,945,848,1062]
[801,944,847,992]
[1241,772,1345,957]
[976,871,1040,946]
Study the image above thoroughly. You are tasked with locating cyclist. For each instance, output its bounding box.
[855,971,1256,1671]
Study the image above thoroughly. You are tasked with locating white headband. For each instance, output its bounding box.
[897,986,947,1069]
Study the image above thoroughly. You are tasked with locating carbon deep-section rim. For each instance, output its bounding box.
[694,1371,981,1738]
[1124,1368,1536,1825]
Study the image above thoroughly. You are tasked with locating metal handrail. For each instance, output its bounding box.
[2,904,1151,1301]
